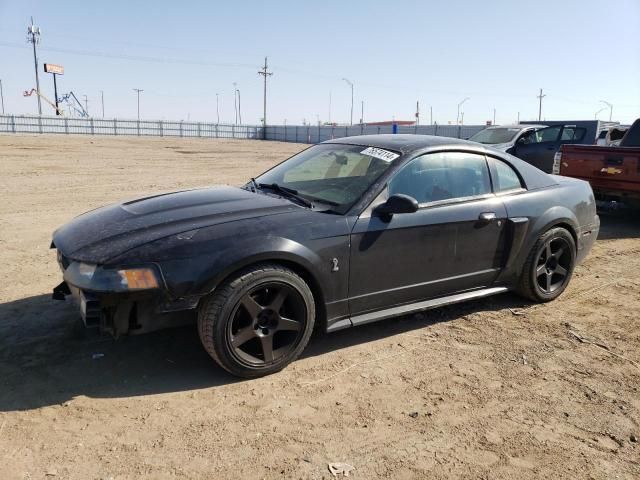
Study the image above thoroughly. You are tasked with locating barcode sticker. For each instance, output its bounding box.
[360,146,400,162]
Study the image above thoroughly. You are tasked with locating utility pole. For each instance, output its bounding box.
[537,88,546,121]
[342,78,354,126]
[600,100,613,121]
[216,93,220,124]
[233,83,238,125]
[493,108,496,125]
[237,88,242,125]
[133,88,143,120]
[457,97,470,125]
[101,90,104,118]
[0,79,5,114]
[27,17,42,115]
[83,95,89,116]
[430,106,433,125]
[258,56,273,138]
[415,100,420,126]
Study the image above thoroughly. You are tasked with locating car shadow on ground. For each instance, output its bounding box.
[0,291,533,412]
[597,209,639,240]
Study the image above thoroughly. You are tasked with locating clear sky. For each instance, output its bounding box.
[1,0,639,125]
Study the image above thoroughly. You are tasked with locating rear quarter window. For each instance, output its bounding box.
[494,160,523,192]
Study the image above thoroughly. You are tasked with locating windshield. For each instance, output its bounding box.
[469,127,522,144]
[254,144,398,213]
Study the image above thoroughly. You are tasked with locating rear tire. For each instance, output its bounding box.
[198,264,315,378]
[517,227,576,302]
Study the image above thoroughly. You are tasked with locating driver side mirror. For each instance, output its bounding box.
[374,194,419,216]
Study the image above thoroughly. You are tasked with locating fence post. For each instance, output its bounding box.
[435,124,438,136]
[295,126,298,143]
[197,122,201,138]
[136,120,140,136]
[215,124,218,138]
[179,121,183,137]
[159,121,163,137]
[307,126,310,143]
[232,125,235,138]
[90,118,95,135]
[11,115,16,133]
[38,116,43,134]
[457,125,461,138]
[64,118,69,134]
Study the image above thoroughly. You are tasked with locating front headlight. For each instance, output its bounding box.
[64,262,160,292]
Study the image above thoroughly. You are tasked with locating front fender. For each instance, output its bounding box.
[195,236,325,295]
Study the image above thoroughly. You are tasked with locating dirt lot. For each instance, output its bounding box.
[0,134,639,479]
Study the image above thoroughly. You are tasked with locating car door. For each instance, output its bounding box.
[348,151,508,316]
[511,125,562,172]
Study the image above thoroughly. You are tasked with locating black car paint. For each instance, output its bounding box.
[52,135,599,333]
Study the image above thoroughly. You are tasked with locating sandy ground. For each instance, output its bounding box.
[0,134,639,480]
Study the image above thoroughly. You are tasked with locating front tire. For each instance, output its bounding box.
[517,227,576,302]
[198,264,315,378]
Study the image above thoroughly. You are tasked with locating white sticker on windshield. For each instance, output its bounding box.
[360,146,400,162]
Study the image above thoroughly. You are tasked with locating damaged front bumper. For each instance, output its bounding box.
[52,253,197,336]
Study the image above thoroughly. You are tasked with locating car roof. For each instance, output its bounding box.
[323,134,478,155]
[483,124,546,130]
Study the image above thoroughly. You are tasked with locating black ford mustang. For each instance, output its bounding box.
[52,135,600,377]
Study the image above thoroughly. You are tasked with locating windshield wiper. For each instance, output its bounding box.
[248,177,259,192]
[258,183,314,208]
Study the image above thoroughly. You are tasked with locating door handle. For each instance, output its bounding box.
[477,212,497,225]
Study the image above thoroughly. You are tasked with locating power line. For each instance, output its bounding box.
[258,56,273,138]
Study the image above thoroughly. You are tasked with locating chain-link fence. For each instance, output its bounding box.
[264,123,484,143]
[0,115,262,139]
[0,114,486,143]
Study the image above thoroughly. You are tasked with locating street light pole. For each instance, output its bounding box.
[342,78,354,126]
[457,97,470,125]
[133,88,143,120]
[600,100,613,121]
[0,79,5,115]
[216,93,220,124]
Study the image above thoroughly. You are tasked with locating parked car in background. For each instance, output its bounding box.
[596,126,629,146]
[468,125,545,152]
[511,120,618,173]
[556,118,640,209]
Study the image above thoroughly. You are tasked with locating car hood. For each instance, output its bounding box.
[53,186,298,263]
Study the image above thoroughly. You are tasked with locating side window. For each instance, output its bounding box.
[560,127,586,142]
[535,126,562,143]
[494,160,523,192]
[389,152,491,204]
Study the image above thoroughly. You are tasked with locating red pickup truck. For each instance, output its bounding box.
[555,118,640,208]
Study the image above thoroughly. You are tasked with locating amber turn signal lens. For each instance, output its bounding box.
[118,268,159,289]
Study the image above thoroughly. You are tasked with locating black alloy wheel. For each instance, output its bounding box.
[228,282,307,366]
[518,227,576,302]
[534,237,572,294]
[198,264,315,378]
